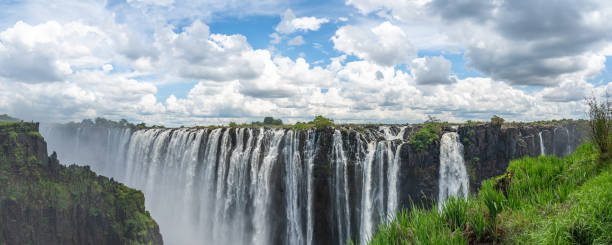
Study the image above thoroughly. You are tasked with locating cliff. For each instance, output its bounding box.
[0,122,163,245]
[40,120,587,245]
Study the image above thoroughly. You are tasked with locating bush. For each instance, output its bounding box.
[263,116,283,125]
[312,115,334,129]
[585,96,611,159]
[228,122,238,127]
[490,115,504,127]
[410,118,442,152]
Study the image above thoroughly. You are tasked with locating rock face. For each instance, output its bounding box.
[0,122,163,245]
[40,120,587,245]
[457,121,587,193]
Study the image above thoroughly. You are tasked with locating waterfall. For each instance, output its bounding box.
[332,130,351,243]
[539,132,545,156]
[386,142,403,219]
[438,132,469,208]
[304,130,317,245]
[41,124,413,245]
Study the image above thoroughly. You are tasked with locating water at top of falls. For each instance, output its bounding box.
[438,132,469,209]
[539,132,545,156]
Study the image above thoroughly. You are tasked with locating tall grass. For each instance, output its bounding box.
[366,142,611,244]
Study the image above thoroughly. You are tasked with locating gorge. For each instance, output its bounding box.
[41,121,586,245]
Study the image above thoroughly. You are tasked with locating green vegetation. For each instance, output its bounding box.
[490,115,505,127]
[250,116,283,126]
[312,115,334,129]
[586,96,611,159]
[410,117,443,152]
[367,142,611,245]
[0,123,160,244]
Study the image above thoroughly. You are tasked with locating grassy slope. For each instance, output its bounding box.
[368,142,611,244]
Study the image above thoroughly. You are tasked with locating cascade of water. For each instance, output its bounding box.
[438,132,469,208]
[332,130,351,244]
[359,141,377,245]
[42,125,420,245]
[284,130,304,245]
[539,132,546,156]
[305,130,317,245]
[386,142,403,219]
[252,129,285,245]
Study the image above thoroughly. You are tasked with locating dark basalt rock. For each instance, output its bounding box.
[0,122,163,245]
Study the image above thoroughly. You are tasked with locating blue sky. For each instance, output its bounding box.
[0,0,610,126]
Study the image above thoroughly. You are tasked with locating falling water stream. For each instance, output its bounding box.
[40,124,577,244]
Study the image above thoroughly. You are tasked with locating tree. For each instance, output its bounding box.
[490,115,504,127]
[262,117,283,125]
[586,95,611,159]
[312,115,334,129]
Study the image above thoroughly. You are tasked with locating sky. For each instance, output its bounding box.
[0,0,610,126]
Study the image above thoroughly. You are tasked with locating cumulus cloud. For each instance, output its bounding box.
[410,56,455,85]
[0,21,111,83]
[0,0,609,126]
[431,0,612,86]
[275,9,329,34]
[155,20,264,82]
[332,21,415,66]
[539,79,595,102]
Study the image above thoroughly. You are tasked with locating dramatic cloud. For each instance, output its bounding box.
[411,56,455,85]
[332,22,415,66]
[430,0,612,86]
[0,0,609,125]
[275,9,329,34]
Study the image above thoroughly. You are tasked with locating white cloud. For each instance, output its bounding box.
[539,79,595,102]
[332,21,416,66]
[275,9,329,34]
[269,32,282,44]
[155,20,264,82]
[288,35,305,46]
[410,56,455,85]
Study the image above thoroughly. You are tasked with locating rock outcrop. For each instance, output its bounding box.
[0,122,163,245]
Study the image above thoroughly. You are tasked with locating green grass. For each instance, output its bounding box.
[367,142,611,244]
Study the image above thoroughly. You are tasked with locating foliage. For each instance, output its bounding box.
[0,125,159,244]
[311,115,334,129]
[585,95,611,159]
[490,115,505,127]
[251,116,283,126]
[367,142,611,245]
[410,118,442,152]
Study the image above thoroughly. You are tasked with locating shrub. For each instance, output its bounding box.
[490,115,504,127]
[410,118,442,152]
[228,122,238,127]
[585,95,611,159]
[312,115,334,129]
[263,116,283,125]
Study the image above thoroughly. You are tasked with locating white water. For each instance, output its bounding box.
[438,132,469,208]
[40,124,429,245]
[539,132,546,156]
